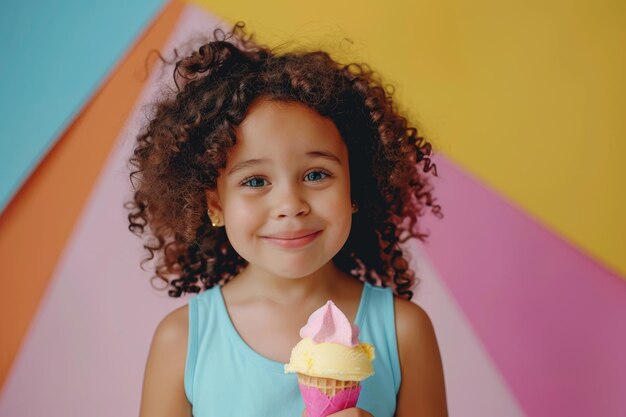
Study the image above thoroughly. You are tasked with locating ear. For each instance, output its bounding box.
[205,189,223,216]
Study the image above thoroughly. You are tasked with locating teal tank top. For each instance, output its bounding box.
[184,281,401,417]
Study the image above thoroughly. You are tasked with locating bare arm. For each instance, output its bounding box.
[139,306,192,417]
[394,298,449,417]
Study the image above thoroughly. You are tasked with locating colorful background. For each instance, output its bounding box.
[1,1,624,416]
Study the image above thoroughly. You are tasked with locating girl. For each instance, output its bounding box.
[128,22,448,417]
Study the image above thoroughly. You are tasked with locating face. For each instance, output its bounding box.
[206,99,353,279]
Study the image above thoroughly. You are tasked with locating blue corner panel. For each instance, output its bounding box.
[0,0,168,213]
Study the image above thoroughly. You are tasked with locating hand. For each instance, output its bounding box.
[302,408,374,417]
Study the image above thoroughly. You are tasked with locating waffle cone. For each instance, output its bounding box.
[297,373,360,396]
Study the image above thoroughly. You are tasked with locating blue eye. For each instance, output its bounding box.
[240,170,330,188]
[305,170,330,182]
[241,177,267,188]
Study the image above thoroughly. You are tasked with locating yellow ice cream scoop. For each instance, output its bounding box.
[284,336,375,381]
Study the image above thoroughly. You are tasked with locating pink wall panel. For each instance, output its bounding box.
[418,154,626,416]
[409,244,526,417]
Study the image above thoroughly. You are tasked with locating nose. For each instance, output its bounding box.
[270,182,310,219]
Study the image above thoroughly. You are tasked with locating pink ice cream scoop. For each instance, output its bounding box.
[299,300,361,347]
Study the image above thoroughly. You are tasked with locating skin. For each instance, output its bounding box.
[138,99,448,417]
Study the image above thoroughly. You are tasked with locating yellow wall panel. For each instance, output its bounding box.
[189,0,626,278]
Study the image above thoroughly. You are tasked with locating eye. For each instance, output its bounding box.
[239,170,331,188]
[304,170,331,182]
[240,176,268,188]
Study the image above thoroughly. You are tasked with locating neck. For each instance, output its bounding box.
[230,261,345,307]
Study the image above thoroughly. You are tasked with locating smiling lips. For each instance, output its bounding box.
[261,230,323,249]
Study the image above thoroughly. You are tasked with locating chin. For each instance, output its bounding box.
[269,266,321,280]
[261,258,329,280]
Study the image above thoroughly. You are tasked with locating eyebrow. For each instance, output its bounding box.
[228,150,342,175]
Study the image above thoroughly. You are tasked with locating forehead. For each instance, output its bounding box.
[232,99,347,159]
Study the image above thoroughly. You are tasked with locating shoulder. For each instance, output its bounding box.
[393,296,436,348]
[153,304,189,349]
[144,304,190,389]
[392,296,449,416]
[139,304,192,417]
[147,304,189,379]
[392,296,440,369]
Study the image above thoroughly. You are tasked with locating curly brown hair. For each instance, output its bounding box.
[126,21,443,300]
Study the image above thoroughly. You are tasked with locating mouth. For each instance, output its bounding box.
[261,230,323,249]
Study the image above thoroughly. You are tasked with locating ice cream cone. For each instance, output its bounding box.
[297,373,360,396]
[297,373,362,417]
[285,301,375,417]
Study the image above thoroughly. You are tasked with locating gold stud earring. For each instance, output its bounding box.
[351,201,359,214]
[207,210,223,227]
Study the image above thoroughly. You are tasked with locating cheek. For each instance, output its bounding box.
[321,188,353,231]
[327,179,352,212]
[224,198,262,234]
